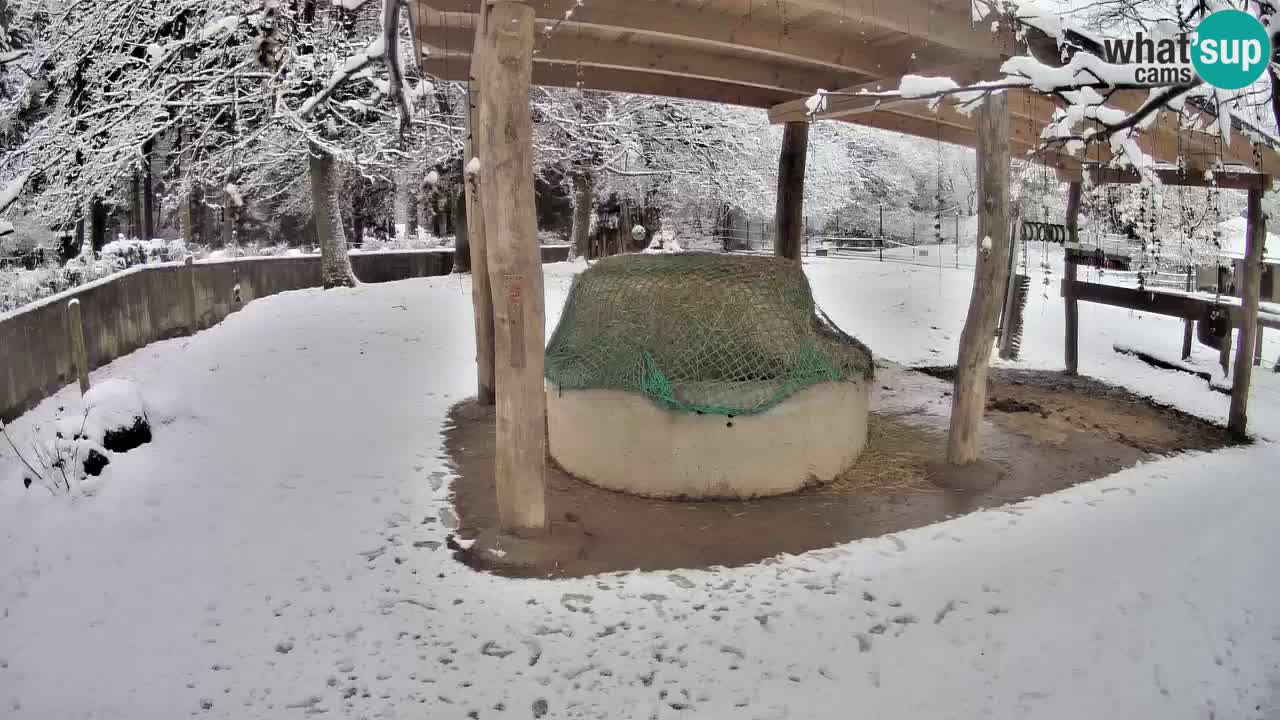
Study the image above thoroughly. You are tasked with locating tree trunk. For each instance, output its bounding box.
[1063,181,1082,374]
[774,121,808,261]
[570,170,593,257]
[946,92,1011,466]
[417,181,434,241]
[478,0,546,534]
[464,4,496,404]
[128,170,142,240]
[222,187,236,249]
[1228,187,1266,438]
[89,198,107,254]
[142,140,155,242]
[394,167,411,242]
[308,142,357,288]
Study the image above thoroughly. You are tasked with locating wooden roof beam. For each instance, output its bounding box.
[422,56,800,108]
[418,28,867,96]
[782,0,1014,56]
[416,1,968,77]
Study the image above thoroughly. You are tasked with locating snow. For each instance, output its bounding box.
[1216,215,1279,261]
[0,171,30,212]
[199,15,240,41]
[79,378,146,445]
[1,257,1279,717]
[465,157,481,176]
[897,75,960,98]
[804,89,828,115]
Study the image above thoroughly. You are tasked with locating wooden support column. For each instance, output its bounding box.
[947,92,1011,466]
[66,299,90,396]
[774,121,808,261]
[463,0,495,405]
[478,0,547,534]
[1228,186,1266,439]
[1063,181,1082,374]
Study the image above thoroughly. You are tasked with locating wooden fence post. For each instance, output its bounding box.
[947,91,1011,466]
[463,0,496,405]
[66,299,90,395]
[774,121,808,261]
[478,0,546,534]
[1228,185,1266,438]
[182,255,198,332]
[1063,181,1082,374]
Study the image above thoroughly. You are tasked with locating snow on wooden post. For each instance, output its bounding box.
[774,121,808,261]
[463,0,496,405]
[1228,185,1267,439]
[66,299,90,396]
[1063,181,1081,374]
[946,91,1011,466]
[182,255,198,332]
[478,0,547,534]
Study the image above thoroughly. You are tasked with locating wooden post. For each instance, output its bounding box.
[478,0,546,534]
[182,255,198,332]
[947,92,1011,466]
[1254,323,1264,367]
[1228,186,1266,438]
[1063,181,1081,374]
[1220,326,1233,375]
[66,299,90,395]
[463,0,496,405]
[774,121,808,261]
[996,205,1021,360]
[1182,265,1195,360]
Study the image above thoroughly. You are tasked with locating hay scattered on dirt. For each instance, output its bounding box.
[824,415,943,495]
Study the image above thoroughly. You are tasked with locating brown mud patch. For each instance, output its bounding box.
[443,368,1236,579]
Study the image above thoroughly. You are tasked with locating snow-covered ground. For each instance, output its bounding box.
[2,253,1279,719]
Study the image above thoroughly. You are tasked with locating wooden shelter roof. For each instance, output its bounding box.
[410,0,1280,180]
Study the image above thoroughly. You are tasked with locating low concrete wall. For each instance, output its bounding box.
[1,246,571,423]
[547,380,870,499]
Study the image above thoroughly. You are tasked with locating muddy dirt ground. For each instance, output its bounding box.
[444,366,1237,578]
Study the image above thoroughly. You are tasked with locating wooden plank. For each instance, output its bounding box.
[420,26,866,96]
[1088,166,1271,191]
[477,0,547,533]
[947,91,1010,466]
[423,56,797,109]
[1229,186,1266,438]
[1066,280,1205,319]
[417,0,967,76]
[775,121,808,261]
[1063,181,1081,374]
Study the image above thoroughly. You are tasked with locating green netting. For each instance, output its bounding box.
[545,252,874,416]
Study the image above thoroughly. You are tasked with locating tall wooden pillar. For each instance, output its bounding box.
[1063,181,1082,374]
[477,0,546,534]
[947,92,1012,466]
[774,121,808,261]
[1228,185,1266,439]
[463,0,495,405]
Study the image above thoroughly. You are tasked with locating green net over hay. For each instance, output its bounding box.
[545,253,874,416]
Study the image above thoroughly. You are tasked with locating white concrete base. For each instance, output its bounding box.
[546,380,870,499]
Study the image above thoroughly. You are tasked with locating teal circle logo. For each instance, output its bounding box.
[1192,10,1271,90]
